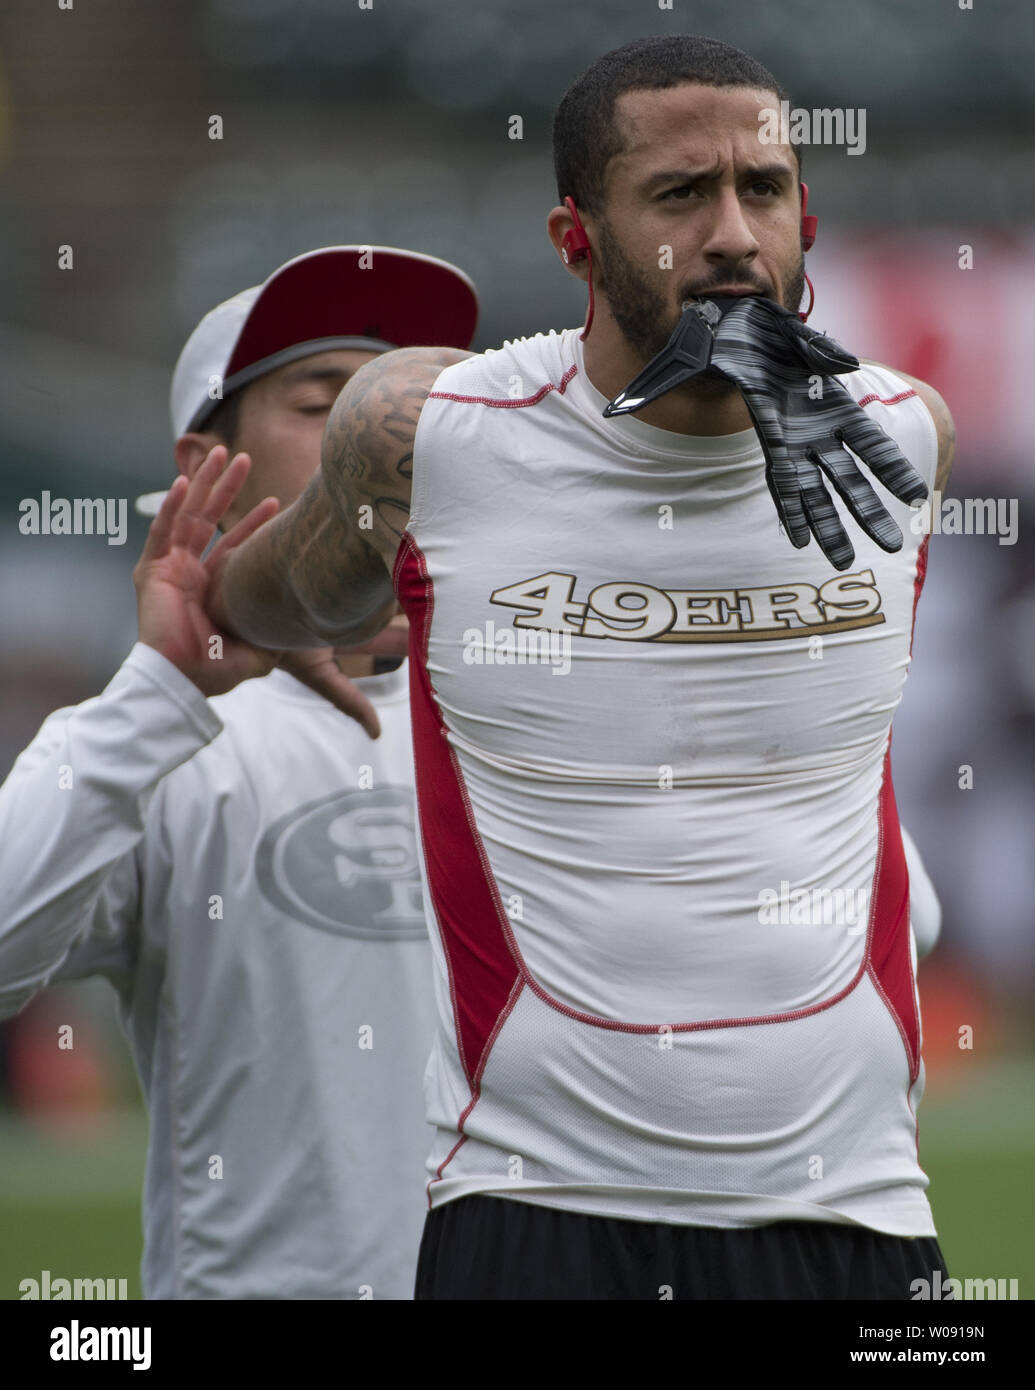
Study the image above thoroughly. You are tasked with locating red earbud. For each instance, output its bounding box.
[560,196,591,264]
[800,181,818,252]
[561,196,595,338]
[799,181,818,320]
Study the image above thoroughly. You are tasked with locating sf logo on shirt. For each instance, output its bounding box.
[256,786,426,940]
[490,570,885,642]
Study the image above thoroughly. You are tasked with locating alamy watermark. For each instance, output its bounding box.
[758,100,866,156]
[18,492,128,546]
[910,491,1018,545]
[910,1270,1019,1300]
[50,1321,150,1371]
[462,620,571,676]
[20,1268,128,1299]
[757,880,870,933]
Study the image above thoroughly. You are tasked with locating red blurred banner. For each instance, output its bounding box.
[807,230,1035,478]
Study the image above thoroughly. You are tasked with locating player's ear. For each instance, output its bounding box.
[174,432,220,481]
[547,204,591,283]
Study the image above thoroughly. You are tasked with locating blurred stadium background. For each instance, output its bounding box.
[0,0,1031,1300]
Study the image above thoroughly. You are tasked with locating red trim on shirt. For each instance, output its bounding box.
[427,374,912,414]
[428,364,578,409]
[428,1133,468,1208]
[856,389,917,409]
[909,536,930,658]
[865,748,920,1081]
[519,963,868,1034]
[864,542,929,1090]
[395,533,522,1089]
[425,973,527,1200]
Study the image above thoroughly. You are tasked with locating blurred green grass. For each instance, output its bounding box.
[0,1055,1030,1300]
[918,1055,1034,1293]
[0,1108,147,1300]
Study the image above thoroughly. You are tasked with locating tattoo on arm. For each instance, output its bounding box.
[323,345,471,557]
[275,345,471,638]
[267,473,383,642]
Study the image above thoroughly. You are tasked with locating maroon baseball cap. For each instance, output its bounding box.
[170,244,478,438]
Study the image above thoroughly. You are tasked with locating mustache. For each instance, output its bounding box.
[679,273,773,299]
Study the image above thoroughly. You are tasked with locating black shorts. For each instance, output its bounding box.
[415,1194,949,1300]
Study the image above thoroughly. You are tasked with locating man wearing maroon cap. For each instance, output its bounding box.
[0,246,479,1299]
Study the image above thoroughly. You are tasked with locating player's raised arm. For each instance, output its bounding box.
[207,346,470,650]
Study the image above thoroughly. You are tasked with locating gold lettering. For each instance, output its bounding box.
[667,589,742,632]
[818,569,881,620]
[740,583,823,630]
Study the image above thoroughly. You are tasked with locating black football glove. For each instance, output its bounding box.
[605,295,929,571]
[603,299,720,413]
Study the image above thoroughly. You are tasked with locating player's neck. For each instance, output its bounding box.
[581,318,754,437]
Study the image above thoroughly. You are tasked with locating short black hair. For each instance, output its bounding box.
[553,35,798,217]
[197,388,244,447]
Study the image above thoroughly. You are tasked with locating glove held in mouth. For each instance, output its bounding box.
[604,295,930,571]
[603,300,721,416]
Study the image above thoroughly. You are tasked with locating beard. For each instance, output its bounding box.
[594,217,807,369]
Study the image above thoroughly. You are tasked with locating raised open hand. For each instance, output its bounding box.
[133,446,282,695]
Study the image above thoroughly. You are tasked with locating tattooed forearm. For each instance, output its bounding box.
[281,482,387,638]
[251,344,471,639]
[374,495,412,541]
[322,345,471,566]
[210,344,470,648]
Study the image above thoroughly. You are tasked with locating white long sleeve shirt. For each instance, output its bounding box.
[0,644,435,1299]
